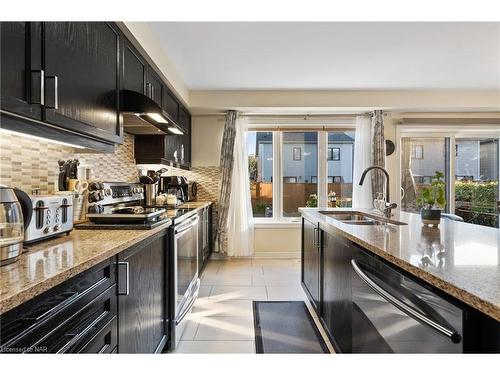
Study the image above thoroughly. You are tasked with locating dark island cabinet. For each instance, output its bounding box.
[0,22,43,120]
[321,230,353,353]
[42,22,122,144]
[301,217,321,312]
[122,40,146,94]
[117,230,169,353]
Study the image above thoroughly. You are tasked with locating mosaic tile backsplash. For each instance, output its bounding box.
[0,131,221,203]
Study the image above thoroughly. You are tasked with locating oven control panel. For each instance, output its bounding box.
[87,182,144,211]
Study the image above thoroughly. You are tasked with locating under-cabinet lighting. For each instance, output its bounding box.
[168,127,184,135]
[146,113,168,124]
[0,128,86,149]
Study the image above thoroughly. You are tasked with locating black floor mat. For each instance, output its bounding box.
[253,301,329,353]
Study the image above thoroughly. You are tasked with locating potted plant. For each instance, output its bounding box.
[416,171,446,227]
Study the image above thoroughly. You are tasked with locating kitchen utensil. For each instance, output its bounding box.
[0,185,25,266]
[139,175,155,184]
[68,179,88,194]
[144,184,157,206]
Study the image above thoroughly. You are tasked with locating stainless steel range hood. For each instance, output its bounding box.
[121,90,184,135]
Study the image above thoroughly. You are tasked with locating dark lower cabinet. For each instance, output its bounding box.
[0,229,172,354]
[321,230,353,353]
[0,258,117,354]
[43,22,122,144]
[198,205,213,275]
[0,22,43,120]
[117,230,169,353]
[301,217,321,312]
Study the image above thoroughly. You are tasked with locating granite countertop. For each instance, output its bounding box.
[0,221,172,315]
[300,207,500,322]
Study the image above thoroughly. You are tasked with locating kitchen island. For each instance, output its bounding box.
[300,207,500,353]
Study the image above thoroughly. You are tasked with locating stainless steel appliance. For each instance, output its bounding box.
[351,247,463,353]
[0,185,24,265]
[158,176,186,203]
[13,189,73,245]
[172,210,200,347]
[82,182,168,229]
[186,181,198,202]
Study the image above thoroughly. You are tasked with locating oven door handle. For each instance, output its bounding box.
[176,279,200,325]
[175,216,200,235]
[351,259,461,344]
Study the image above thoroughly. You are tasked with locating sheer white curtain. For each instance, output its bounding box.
[352,115,373,208]
[226,116,254,257]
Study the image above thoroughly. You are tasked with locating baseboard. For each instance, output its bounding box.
[252,251,301,259]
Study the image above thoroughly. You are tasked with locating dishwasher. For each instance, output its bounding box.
[351,246,463,353]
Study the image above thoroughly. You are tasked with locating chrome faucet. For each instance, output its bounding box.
[359,166,397,218]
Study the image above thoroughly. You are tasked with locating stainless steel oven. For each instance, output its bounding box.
[172,212,200,347]
[351,247,463,353]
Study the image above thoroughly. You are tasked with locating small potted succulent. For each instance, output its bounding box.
[416,171,446,227]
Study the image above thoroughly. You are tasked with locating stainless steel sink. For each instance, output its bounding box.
[318,210,407,226]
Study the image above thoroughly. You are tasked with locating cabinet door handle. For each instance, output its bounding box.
[313,227,321,249]
[30,70,44,105]
[45,75,58,109]
[146,83,152,98]
[117,262,129,295]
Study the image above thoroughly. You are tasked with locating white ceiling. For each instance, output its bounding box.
[148,22,500,90]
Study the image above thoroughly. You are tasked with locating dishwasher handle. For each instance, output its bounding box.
[351,259,462,344]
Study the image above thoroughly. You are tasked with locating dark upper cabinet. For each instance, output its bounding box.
[321,230,353,353]
[145,68,163,107]
[122,40,146,94]
[301,217,321,312]
[42,22,122,144]
[0,22,43,120]
[162,87,179,121]
[118,231,168,353]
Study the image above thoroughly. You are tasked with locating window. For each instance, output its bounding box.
[247,127,356,221]
[400,137,449,213]
[328,147,341,161]
[400,133,499,228]
[327,131,355,207]
[454,138,499,228]
[247,131,273,218]
[293,147,301,161]
[283,132,318,217]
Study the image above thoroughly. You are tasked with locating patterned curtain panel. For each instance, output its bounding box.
[401,137,417,210]
[371,110,386,201]
[214,110,238,253]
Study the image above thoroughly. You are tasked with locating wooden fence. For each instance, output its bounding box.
[250,182,353,215]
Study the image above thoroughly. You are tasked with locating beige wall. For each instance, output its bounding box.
[254,227,301,258]
[191,115,225,167]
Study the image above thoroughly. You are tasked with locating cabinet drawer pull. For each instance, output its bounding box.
[98,343,110,354]
[45,75,58,109]
[35,277,108,322]
[57,311,109,353]
[35,292,79,321]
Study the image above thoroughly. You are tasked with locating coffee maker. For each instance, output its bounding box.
[158,176,187,203]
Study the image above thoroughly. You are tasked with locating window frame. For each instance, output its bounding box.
[248,125,356,223]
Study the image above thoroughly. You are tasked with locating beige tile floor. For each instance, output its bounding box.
[173,258,334,354]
